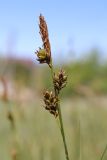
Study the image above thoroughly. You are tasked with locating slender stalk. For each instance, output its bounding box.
[50,61,70,160]
[100,144,107,160]
[36,14,70,160]
[57,101,70,160]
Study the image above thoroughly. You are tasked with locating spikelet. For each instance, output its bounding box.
[54,69,67,93]
[35,14,51,67]
[43,90,58,117]
[39,14,51,57]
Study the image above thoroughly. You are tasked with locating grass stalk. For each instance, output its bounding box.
[36,14,70,160]
[57,102,70,160]
[50,61,70,160]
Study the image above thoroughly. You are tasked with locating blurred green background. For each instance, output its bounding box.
[0,49,107,160]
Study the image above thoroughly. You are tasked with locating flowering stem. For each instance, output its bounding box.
[50,61,70,160]
[37,14,70,160]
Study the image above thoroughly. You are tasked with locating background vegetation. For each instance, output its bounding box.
[0,50,107,160]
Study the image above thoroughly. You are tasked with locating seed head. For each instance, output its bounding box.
[35,48,50,64]
[54,69,67,93]
[43,90,58,117]
[39,14,51,56]
[35,14,52,67]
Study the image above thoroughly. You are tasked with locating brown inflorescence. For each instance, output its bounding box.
[39,14,51,57]
[43,90,58,117]
[35,14,51,66]
[54,69,67,94]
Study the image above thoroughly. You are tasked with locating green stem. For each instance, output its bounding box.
[57,102,70,160]
[50,61,70,160]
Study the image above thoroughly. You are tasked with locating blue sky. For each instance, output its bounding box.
[0,0,107,60]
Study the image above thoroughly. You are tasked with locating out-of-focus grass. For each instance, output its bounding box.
[0,97,107,160]
[0,51,107,98]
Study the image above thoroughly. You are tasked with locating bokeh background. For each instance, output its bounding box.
[0,0,107,159]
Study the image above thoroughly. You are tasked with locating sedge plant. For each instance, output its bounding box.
[35,14,70,160]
